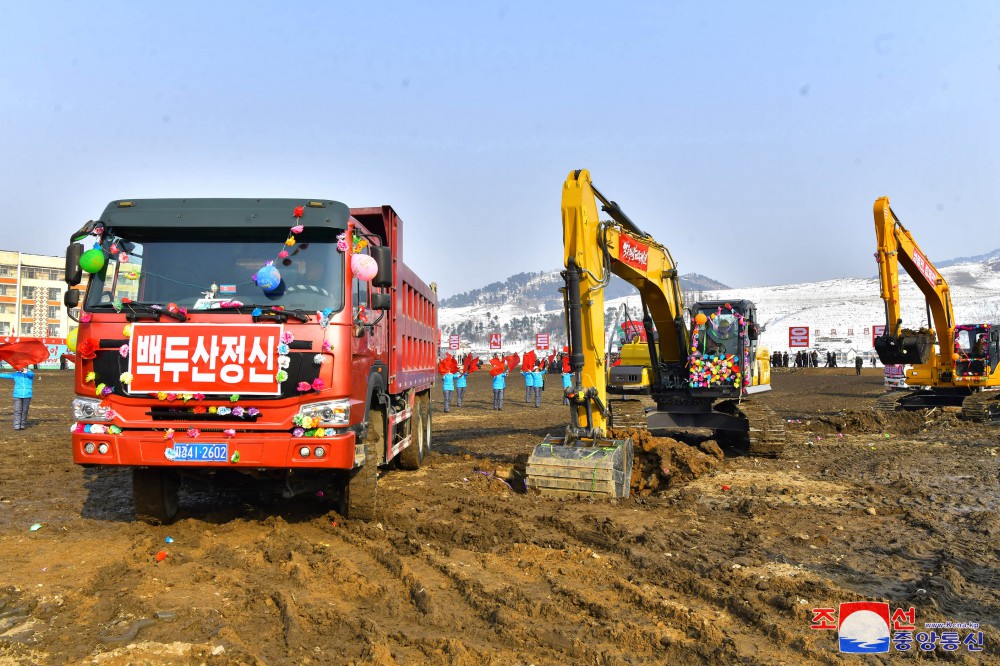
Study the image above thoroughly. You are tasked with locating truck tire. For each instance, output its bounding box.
[422,395,433,452]
[132,468,180,525]
[345,407,383,521]
[399,407,424,470]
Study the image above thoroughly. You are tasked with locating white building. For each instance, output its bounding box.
[0,250,80,339]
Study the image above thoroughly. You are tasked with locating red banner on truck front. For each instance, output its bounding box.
[128,323,283,395]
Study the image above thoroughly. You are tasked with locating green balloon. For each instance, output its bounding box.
[79,249,106,274]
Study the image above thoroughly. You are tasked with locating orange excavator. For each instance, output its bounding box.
[873,196,1000,420]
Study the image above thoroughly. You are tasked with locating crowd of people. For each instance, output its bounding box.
[770,350,874,373]
[437,351,572,412]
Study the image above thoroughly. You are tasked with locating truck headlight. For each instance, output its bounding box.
[73,397,113,421]
[298,399,350,426]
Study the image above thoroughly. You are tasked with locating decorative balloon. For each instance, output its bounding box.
[351,254,378,281]
[255,264,282,292]
[67,327,79,352]
[79,249,106,274]
[695,312,707,325]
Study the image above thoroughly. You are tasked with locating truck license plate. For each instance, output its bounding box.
[165,443,229,462]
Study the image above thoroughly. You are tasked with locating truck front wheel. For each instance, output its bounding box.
[399,407,424,470]
[345,407,383,521]
[132,468,180,525]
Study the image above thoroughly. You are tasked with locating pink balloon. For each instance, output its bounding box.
[351,254,378,281]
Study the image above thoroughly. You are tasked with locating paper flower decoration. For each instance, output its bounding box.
[276,370,288,382]
[280,331,294,344]
[296,382,311,392]
[223,429,236,438]
[85,371,96,383]
[109,425,122,434]
[278,250,289,259]
[120,371,133,384]
[291,224,304,234]
[311,378,325,391]
[230,394,240,403]
[336,233,348,252]
[164,428,175,440]
[119,344,130,358]
[78,339,97,360]
[232,406,245,417]
[247,408,260,417]
[122,324,132,338]
[186,428,200,438]
[217,406,231,416]
[292,427,305,438]
[80,312,92,323]
[293,206,304,218]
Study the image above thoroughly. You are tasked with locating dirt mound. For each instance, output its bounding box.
[610,428,724,495]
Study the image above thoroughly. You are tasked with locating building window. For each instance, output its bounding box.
[0,322,9,335]
[19,323,33,335]
[47,324,60,337]
[48,306,59,319]
[0,285,10,296]
[21,286,34,299]
[0,265,13,278]
[68,308,80,320]
[21,304,34,317]
[49,287,61,301]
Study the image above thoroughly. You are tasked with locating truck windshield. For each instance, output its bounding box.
[83,226,346,313]
[693,309,741,357]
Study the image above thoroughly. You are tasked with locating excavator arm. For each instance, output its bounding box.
[873,196,955,376]
[561,169,687,438]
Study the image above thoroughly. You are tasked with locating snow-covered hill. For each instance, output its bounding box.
[440,256,1000,358]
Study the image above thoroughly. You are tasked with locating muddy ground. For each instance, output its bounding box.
[0,368,997,665]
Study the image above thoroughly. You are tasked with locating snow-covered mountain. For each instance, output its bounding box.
[439,256,1000,357]
[438,271,728,352]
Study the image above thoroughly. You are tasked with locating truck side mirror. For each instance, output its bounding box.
[371,292,391,311]
[64,289,80,309]
[65,244,83,286]
[371,245,392,289]
[747,323,759,341]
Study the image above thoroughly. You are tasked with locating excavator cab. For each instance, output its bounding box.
[686,300,762,397]
[954,325,999,377]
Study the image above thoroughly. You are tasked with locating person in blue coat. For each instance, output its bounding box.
[455,368,467,407]
[0,364,35,431]
[521,367,535,402]
[492,369,507,411]
[530,365,545,407]
[561,369,573,405]
[441,371,456,413]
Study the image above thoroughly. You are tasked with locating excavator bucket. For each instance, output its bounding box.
[526,436,633,498]
[874,332,933,366]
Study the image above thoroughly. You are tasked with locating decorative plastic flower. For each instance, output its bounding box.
[122,324,131,338]
[109,425,122,435]
[336,233,348,252]
[277,343,290,355]
[223,429,236,438]
[247,408,260,417]
[278,250,289,259]
[95,383,106,397]
[313,354,324,365]
[280,331,294,344]
[78,339,97,360]
[278,355,290,369]
[292,427,305,438]
[119,371,133,384]
[71,423,84,433]
[119,344,130,358]
[181,393,193,403]
[166,392,177,401]
[80,312,93,323]
[208,406,218,414]
[157,391,168,401]
[85,371,96,383]
[217,406,231,416]
[292,414,304,426]
[193,393,205,401]
[101,385,114,396]
[90,424,108,434]
[293,206,304,218]
[311,378,325,391]
[296,381,311,392]
[284,237,296,246]
[186,427,201,438]
[252,308,263,317]
[164,428,175,440]
[322,340,332,352]
[276,370,288,382]
[193,406,207,414]
[232,406,245,417]
[325,428,336,437]
[229,394,240,403]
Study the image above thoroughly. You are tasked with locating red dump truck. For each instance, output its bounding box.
[63,199,437,523]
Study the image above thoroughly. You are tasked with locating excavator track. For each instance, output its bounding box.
[961,390,1000,423]
[721,400,785,457]
[875,390,905,412]
[608,398,649,430]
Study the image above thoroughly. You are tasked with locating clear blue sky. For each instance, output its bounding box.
[2,1,998,298]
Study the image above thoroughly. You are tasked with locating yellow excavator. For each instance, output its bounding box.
[526,170,783,498]
[873,196,1000,420]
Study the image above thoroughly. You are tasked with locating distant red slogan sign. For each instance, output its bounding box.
[128,323,283,395]
[788,326,810,348]
[618,237,650,272]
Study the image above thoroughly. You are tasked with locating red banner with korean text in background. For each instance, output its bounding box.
[489,333,502,350]
[788,326,809,348]
[128,323,283,395]
[872,325,885,347]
